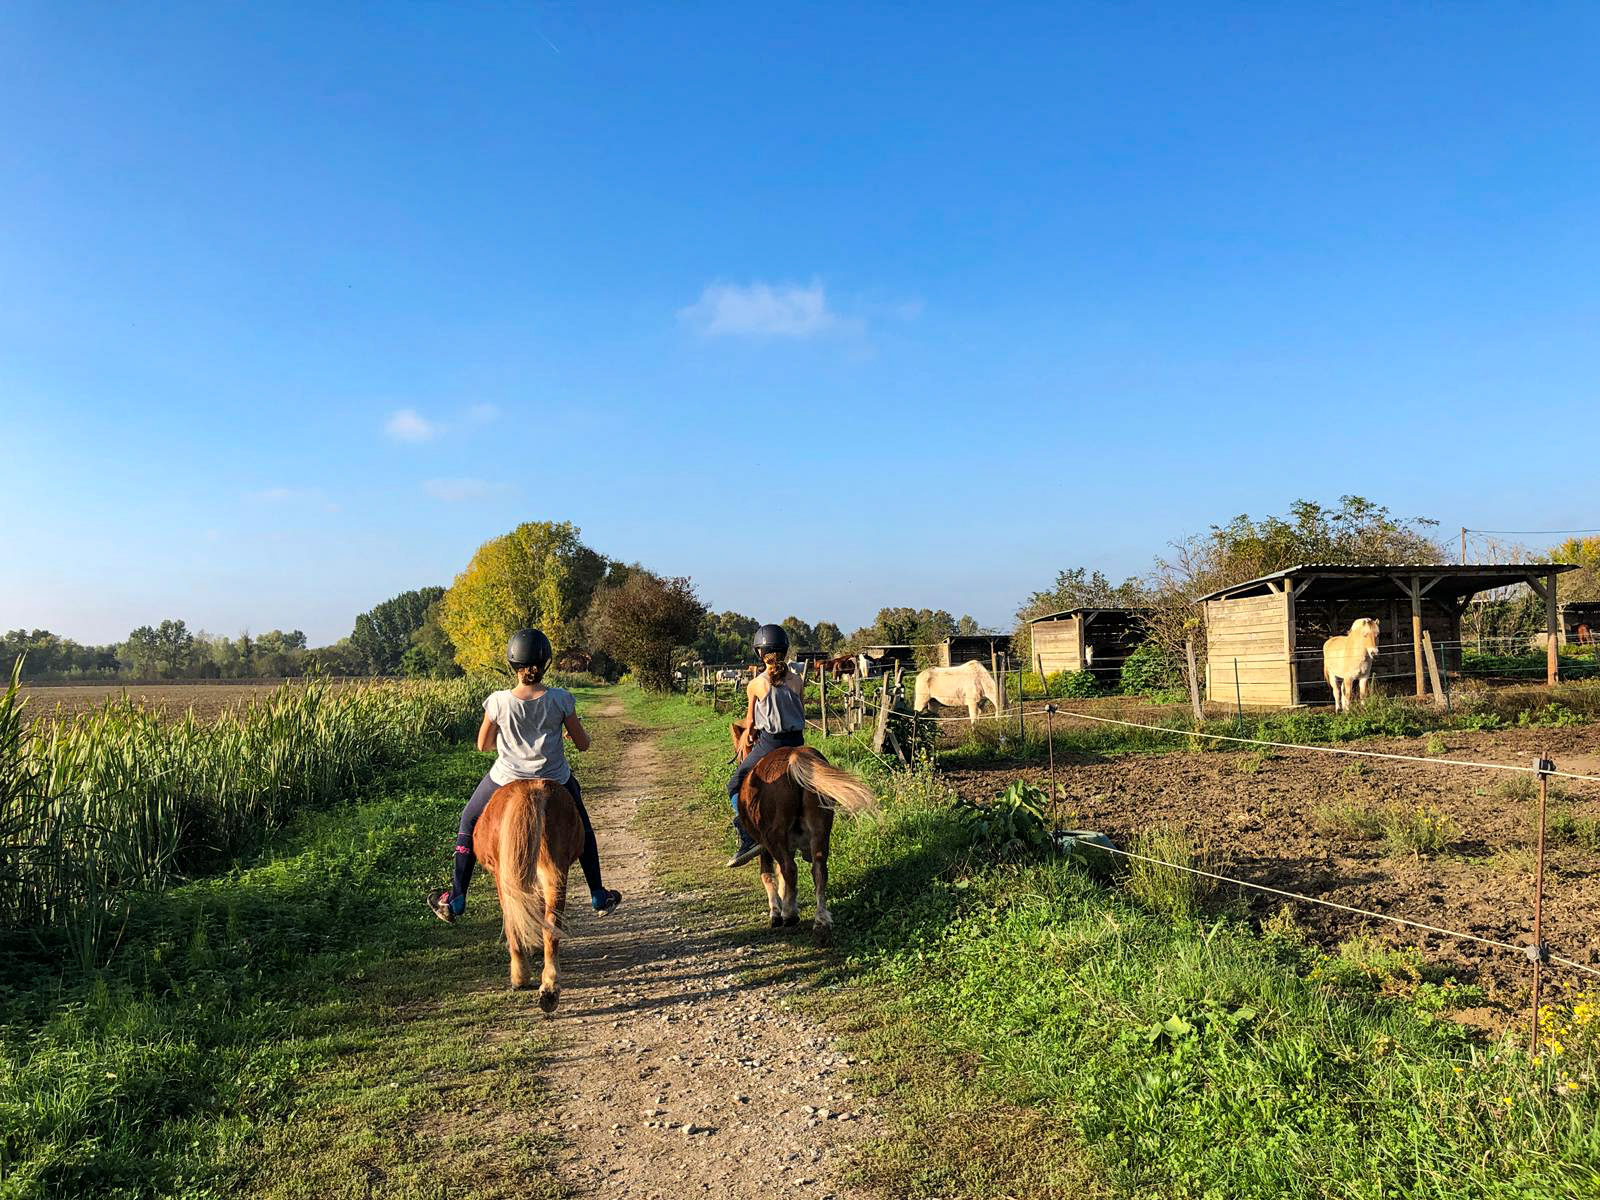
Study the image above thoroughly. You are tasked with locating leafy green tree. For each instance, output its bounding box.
[812,621,844,653]
[351,586,446,675]
[439,521,609,673]
[254,630,307,677]
[1012,567,1150,662]
[780,616,815,650]
[590,573,706,690]
[1548,536,1600,604]
[692,610,759,664]
[402,598,463,678]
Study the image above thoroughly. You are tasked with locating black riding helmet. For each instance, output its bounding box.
[753,623,789,659]
[507,628,553,671]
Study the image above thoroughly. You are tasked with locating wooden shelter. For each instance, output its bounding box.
[936,634,1013,668]
[1028,608,1149,682]
[1559,601,1600,645]
[859,645,917,675]
[1197,563,1577,707]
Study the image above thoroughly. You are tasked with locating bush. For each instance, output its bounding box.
[1047,669,1099,698]
[589,572,705,691]
[1120,639,1183,696]
[956,780,1053,859]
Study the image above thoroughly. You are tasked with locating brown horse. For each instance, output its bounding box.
[731,721,879,944]
[823,654,859,679]
[472,778,585,1011]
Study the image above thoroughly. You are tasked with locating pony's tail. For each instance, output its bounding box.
[787,749,880,817]
[496,782,550,954]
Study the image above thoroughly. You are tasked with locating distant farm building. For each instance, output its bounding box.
[1197,563,1577,707]
[936,634,1013,668]
[1028,609,1149,683]
[1559,601,1600,645]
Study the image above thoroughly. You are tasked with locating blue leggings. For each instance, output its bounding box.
[449,772,604,909]
[728,729,805,814]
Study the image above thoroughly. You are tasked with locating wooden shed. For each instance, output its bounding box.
[860,645,917,675]
[1197,563,1577,707]
[1559,601,1600,645]
[1029,608,1149,683]
[936,634,1013,668]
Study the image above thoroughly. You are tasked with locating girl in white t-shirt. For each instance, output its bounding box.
[428,628,621,922]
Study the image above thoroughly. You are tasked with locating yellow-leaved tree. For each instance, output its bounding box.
[439,521,608,673]
[1549,536,1600,603]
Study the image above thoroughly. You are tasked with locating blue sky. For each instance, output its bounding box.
[3,3,1598,645]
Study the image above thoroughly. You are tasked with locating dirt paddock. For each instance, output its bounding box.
[943,722,1600,1018]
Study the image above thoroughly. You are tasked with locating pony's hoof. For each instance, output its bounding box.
[538,987,560,1013]
[812,922,832,947]
[782,913,800,928]
[769,913,784,929]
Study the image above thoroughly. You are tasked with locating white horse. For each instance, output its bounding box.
[1323,618,1380,712]
[913,660,1003,725]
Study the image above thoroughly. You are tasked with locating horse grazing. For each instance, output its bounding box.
[912,660,1003,725]
[1577,624,1592,647]
[472,779,585,1011]
[1323,618,1381,713]
[730,721,879,944]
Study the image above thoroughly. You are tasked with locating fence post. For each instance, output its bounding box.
[1530,754,1553,1056]
[1422,631,1446,708]
[1045,703,1058,833]
[819,661,828,738]
[1185,637,1203,727]
[1233,657,1243,730]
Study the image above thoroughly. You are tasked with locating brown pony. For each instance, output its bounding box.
[823,654,859,679]
[472,778,585,1011]
[731,721,879,944]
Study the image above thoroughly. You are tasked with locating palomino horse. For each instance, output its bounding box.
[730,721,879,944]
[1323,618,1380,713]
[472,779,585,1011]
[912,660,1003,726]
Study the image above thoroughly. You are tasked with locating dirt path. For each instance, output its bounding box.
[537,700,878,1199]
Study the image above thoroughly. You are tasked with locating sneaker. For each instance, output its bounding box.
[725,820,762,868]
[427,888,456,924]
[592,888,623,916]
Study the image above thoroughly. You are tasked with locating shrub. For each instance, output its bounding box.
[1048,669,1099,698]
[1381,804,1459,857]
[1120,639,1183,696]
[1315,801,1384,841]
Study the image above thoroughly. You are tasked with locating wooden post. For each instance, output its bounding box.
[1283,579,1299,705]
[990,644,1003,713]
[1547,570,1560,686]
[1410,576,1426,699]
[1422,631,1446,708]
[1531,755,1552,1056]
[818,661,828,737]
[1460,526,1467,565]
[1185,637,1203,726]
[1233,657,1243,728]
[871,683,892,755]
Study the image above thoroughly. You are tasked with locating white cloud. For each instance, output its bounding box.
[385,408,441,442]
[423,477,503,503]
[466,402,500,424]
[678,280,856,339]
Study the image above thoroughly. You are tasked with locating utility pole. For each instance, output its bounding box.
[1460,526,1468,565]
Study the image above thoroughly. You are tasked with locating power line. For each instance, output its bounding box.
[1465,527,1600,537]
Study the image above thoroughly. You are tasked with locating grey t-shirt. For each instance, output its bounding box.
[485,687,577,786]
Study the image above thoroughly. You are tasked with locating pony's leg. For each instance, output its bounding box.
[538,867,567,1013]
[968,695,978,726]
[501,876,534,991]
[759,851,782,928]
[777,852,800,926]
[809,828,832,946]
[1356,672,1372,708]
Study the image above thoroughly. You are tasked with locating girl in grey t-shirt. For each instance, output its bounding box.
[428,628,621,922]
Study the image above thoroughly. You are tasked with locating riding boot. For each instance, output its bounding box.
[725,816,762,868]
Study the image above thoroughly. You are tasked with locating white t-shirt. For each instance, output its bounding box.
[484,687,577,786]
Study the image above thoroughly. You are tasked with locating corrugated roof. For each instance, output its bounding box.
[1195,562,1577,604]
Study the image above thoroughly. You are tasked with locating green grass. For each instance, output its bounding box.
[623,686,1600,1200]
[0,712,626,1198]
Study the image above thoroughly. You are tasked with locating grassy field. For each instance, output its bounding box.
[0,683,619,1199]
[626,686,1600,1200]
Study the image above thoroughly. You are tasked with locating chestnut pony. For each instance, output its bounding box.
[472,778,585,1011]
[730,721,879,944]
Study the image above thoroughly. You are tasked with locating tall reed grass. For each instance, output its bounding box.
[0,665,480,967]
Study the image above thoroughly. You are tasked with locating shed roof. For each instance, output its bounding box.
[1029,606,1150,624]
[1196,563,1578,604]
[1561,600,1600,613]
